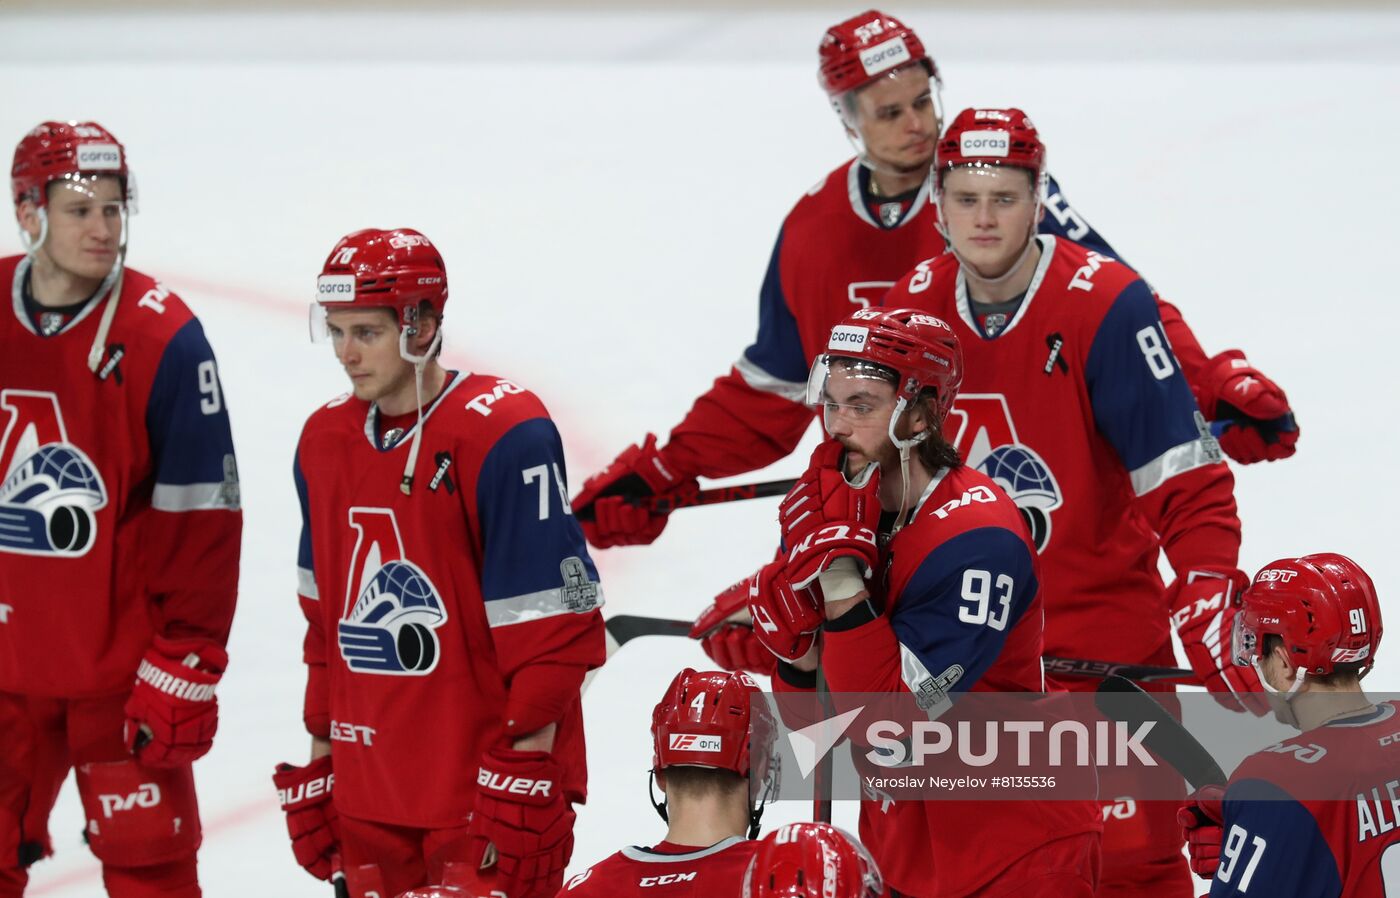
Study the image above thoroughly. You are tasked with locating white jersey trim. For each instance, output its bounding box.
[297,567,319,601]
[361,370,469,451]
[954,235,1056,340]
[734,355,806,403]
[152,480,241,512]
[485,583,605,628]
[10,255,115,337]
[844,159,931,230]
[619,836,748,864]
[1127,435,1220,497]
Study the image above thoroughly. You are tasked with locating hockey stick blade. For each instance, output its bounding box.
[1095,675,1226,790]
[575,478,796,522]
[605,614,693,647]
[1044,656,1196,685]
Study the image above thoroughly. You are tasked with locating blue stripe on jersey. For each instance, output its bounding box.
[890,525,1038,697]
[477,417,602,627]
[145,318,238,511]
[1039,174,1121,263]
[293,453,316,597]
[1213,778,1342,898]
[1085,279,1204,473]
[740,227,808,385]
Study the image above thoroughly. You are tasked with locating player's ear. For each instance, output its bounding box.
[15,199,40,239]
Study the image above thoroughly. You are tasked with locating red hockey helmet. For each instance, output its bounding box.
[1234,554,1383,679]
[808,307,963,422]
[818,10,937,99]
[12,121,131,208]
[651,668,775,784]
[314,227,448,334]
[935,107,1045,190]
[741,823,883,898]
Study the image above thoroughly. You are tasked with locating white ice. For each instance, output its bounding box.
[3,6,1398,895]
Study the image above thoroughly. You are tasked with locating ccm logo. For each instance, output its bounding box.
[1379,731,1400,747]
[479,770,554,798]
[959,131,1009,157]
[97,783,160,819]
[668,734,722,753]
[640,872,697,887]
[76,143,123,170]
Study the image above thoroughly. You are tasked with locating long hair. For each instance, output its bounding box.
[911,389,961,472]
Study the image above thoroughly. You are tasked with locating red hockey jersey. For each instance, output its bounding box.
[815,462,1101,898]
[1210,701,1400,897]
[295,371,606,827]
[558,837,756,897]
[884,237,1241,672]
[0,254,241,698]
[656,157,1210,484]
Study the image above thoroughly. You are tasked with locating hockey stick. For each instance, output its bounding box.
[575,478,797,522]
[604,615,1196,684]
[813,636,834,825]
[1094,675,1226,790]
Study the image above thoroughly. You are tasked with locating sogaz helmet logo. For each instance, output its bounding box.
[859,36,910,77]
[959,131,1010,158]
[828,325,869,351]
[316,275,356,302]
[76,144,123,171]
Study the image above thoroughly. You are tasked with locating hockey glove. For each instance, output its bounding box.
[779,441,881,602]
[123,635,227,766]
[468,746,575,898]
[746,558,823,664]
[273,755,341,882]
[1177,784,1226,878]
[1168,568,1269,716]
[571,434,699,548]
[1195,349,1299,464]
[690,572,778,676]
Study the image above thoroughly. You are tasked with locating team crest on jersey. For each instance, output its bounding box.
[337,507,448,676]
[0,390,108,557]
[878,201,904,227]
[945,394,1062,552]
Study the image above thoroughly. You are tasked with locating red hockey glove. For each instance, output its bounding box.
[468,747,575,898]
[1177,784,1225,878]
[746,559,822,664]
[779,441,881,602]
[1195,349,1299,464]
[1168,568,1268,716]
[273,755,340,882]
[123,635,227,766]
[690,573,778,676]
[571,434,699,548]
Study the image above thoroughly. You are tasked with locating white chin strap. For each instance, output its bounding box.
[886,397,929,536]
[396,325,443,495]
[1253,658,1307,699]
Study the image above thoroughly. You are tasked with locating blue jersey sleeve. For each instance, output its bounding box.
[737,227,808,399]
[476,416,604,629]
[293,451,317,600]
[890,526,1039,704]
[1211,779,1342,898]
[1039,174,1122,263]
[1085,279,1217,497]
[145,318,240,513]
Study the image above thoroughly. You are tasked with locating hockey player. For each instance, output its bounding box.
[741,822,884,898]
[277,228,605,898]
[558,667,775,897]
[1179,554,1396,898]
[574,8,1297,553]
[749,308,1102,897]
[877,107,1253,896]
[0,122,241,897]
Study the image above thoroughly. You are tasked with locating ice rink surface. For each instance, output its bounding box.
[4,5,1400,894]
